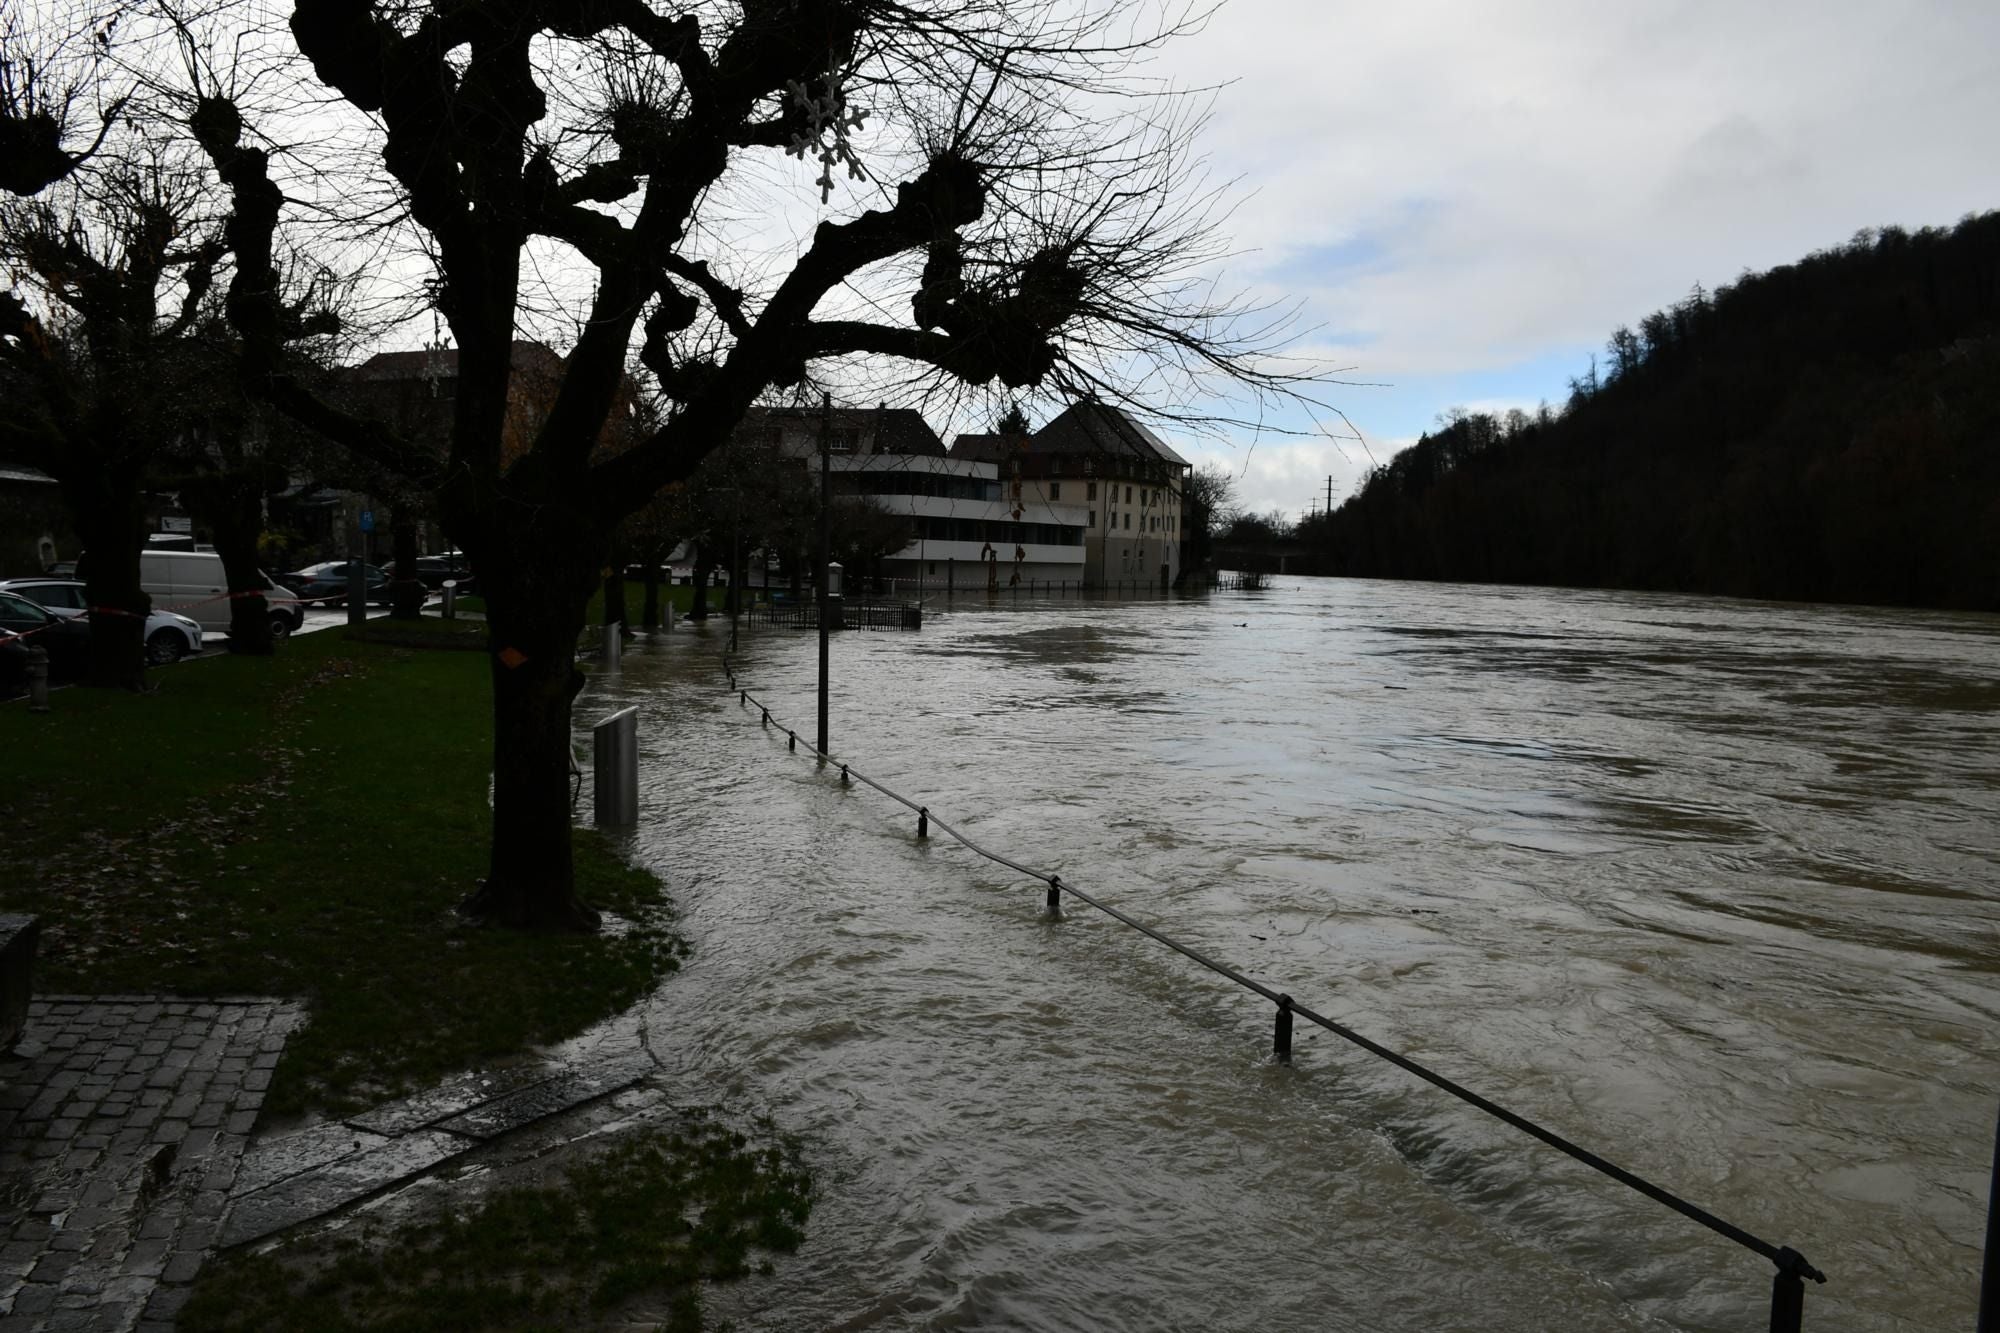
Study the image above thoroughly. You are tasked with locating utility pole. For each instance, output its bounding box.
[1327,474,1334,515]
[816,392,832,758]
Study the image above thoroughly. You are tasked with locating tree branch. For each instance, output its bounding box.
[191,96,427,482]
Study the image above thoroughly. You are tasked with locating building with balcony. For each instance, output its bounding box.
[734,405,1091,587]
[950,401,1190,588]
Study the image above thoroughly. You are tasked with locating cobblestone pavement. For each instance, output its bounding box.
[0,997,303,1333]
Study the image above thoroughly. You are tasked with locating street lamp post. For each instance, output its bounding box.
[816,392,832,758]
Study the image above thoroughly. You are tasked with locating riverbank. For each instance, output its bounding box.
[1,621,676,1118]
[1,622,814,1326]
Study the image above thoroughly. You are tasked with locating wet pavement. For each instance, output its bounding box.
[0,997,303,1331]
[0,993,656,1330]
[221,1053,652,1248]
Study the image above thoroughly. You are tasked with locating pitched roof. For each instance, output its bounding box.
[945,432,1028,463]
[346,341,563,382]
[1030,402,1189,467]
[737,405,945,456]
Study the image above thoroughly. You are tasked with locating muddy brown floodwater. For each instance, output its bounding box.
[577,577,1999,1332]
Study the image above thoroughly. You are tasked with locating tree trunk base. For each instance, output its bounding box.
[460,878,602,933]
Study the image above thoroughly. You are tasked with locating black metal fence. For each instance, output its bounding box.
[717,652,1833,1331]
[743,599,923,631]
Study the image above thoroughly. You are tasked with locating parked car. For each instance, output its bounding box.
[0,578,204,664]
[65,554,299,642]
[274,561,402,608]
[384,552,477,595]
[0,589,91,692]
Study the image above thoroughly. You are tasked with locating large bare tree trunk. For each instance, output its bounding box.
[689,544,711,620]
[640,566,661,629]
[390,514,424,619]
[603,555,628,632]
[461,575,600,931]
[192,474,275,656]
[74,484,148,690]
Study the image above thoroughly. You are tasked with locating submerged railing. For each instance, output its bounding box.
[717,654,1830,1330]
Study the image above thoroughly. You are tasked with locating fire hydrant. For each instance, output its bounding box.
[26,644,50,713]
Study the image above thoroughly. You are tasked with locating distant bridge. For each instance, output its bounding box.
[1212,540,1309,575]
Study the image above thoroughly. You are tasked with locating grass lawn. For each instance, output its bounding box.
[0,621,682,1119]
[180,1110,812,1333]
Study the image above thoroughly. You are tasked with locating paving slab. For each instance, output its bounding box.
[219,1128,473,1249]
[231,1121,391,1198]
[433,1055,654,1141]
[343,1064,554,1136]
[0,996,302,1332]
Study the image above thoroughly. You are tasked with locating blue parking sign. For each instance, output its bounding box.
[359,509,375,532]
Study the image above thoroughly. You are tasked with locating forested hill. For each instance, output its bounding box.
[1310,212,2000,610]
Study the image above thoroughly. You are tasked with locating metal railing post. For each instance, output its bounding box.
[718,657,1834,1328]
[1980,1099,1999,1333]
[1769,1250,1807,1333]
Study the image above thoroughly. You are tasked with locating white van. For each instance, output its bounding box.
[138,551,292,636]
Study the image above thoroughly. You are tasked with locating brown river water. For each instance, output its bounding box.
[575,577,1999,1332]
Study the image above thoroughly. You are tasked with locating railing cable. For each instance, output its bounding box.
[717,654,1826,1321]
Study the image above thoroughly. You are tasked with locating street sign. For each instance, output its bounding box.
[359,509,375,533]
[160,516,192,533]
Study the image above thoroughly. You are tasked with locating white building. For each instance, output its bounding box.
[951,402,1190,589]
[734,406,1091,588]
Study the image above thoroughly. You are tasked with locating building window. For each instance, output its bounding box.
[1123,513,1131,530]
[1049,482,1061,501]
[1086,481,1097,501]
[1125,486,1133,503]
[1088,511,1096,528]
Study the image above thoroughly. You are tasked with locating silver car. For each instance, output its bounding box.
[0,578,204,665]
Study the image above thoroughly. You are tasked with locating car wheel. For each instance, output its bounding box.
[146,629,187,666]
[269,614,293,640]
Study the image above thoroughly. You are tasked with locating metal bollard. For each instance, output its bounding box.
[917,807,929,839]
[441,580,457,618]
[592,706,639,826]
[1274,994,1294,1064]
[788,730,796,752]
[601,622,621,665]
[665,603,676,631]
[1046,874,1061,915]
[25,645,50,713]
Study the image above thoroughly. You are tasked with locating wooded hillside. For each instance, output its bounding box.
[1310,212,2000,610]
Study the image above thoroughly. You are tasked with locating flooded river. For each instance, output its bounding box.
[579,578,1999,1332]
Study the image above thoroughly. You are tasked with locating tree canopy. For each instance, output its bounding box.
[161,0,1307,928]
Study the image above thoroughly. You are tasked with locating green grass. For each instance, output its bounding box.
[180,1110,813,1333]
[0,625,683,1118]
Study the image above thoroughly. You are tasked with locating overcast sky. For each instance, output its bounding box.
[1147,0,2000,520]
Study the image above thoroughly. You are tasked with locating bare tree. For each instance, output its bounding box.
[191,0,1310,931]
[0,139,231,687]
[0,1,128,196]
